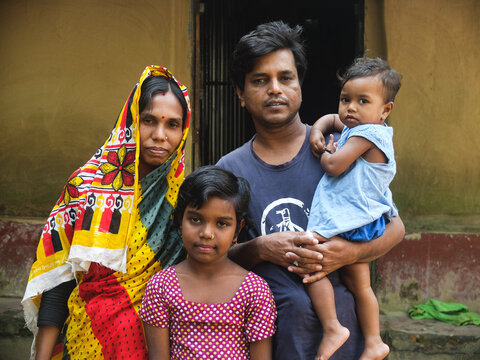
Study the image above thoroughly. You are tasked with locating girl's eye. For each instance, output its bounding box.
[359,99,368,104]
[190,217,201,224]
[141,117,153,124]
[341,98,349,103]
[217,221,228,228]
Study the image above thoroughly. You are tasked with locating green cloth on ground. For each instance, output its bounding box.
[408,299,480,326]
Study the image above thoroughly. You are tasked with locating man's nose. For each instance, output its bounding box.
[268,78,282,95]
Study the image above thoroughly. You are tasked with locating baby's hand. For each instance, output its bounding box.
[324,134,338,154]
[310,127,326,158]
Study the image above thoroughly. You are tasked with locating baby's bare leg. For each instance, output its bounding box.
[306,277,350,360]
[341,263,389,360]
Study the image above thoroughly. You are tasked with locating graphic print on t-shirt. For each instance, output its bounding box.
[260,197,309,235]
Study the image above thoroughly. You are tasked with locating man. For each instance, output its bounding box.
[217,21,404,359]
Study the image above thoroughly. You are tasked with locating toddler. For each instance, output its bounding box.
[307,57,401,360]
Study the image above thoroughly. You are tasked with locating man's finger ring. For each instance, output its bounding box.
[293,261,299,267]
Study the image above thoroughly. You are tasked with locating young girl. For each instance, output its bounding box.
[139,165,277,360]
[306,57,401,360]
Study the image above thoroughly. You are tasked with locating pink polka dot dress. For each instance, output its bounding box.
[140,266,277,359]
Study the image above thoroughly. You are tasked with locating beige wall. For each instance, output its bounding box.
[0,0,193,217]
[2,0,479,229]
[365,0,480,230]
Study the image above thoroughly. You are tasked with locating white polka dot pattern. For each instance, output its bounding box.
[139,266,277,359]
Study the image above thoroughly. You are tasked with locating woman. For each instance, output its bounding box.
[22,65,191,359]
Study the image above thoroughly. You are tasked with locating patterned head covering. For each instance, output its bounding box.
[23,65,190,333]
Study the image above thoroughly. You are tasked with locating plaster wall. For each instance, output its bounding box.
[365,0,480,224]
[0,0,193,217]
[377,232,480,313]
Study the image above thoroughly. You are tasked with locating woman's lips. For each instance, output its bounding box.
[146,147,168,156]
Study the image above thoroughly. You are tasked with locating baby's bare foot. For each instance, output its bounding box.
[359,336,390,360]
[315,321,350,360]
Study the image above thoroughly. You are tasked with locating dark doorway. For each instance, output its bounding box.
[195,0,364,166]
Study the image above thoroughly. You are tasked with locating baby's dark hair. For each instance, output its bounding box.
[174,165,251,232]
[338,57,401,103]
[230,20,307,91]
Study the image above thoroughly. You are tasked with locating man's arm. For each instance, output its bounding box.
[286,216,405,283]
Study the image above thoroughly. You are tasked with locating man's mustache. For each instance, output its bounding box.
[262,96,289,106]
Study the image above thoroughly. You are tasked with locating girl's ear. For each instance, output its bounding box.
[233,218,245,244]
[382,101,394,121]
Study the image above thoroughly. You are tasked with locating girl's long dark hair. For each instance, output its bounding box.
[174,165,251,232]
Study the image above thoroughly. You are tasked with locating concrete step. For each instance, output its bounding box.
[0,297,32,360]
[1,298,479,359]
[381,311,480,359]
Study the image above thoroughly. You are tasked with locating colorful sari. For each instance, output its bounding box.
[22,65,190,359]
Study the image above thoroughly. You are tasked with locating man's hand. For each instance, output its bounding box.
[289,217,405,283]
[304,236,359,283]
[230,217,403,282]
[258,231,323,271]
[286,233,358,283]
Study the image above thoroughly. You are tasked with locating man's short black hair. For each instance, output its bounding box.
[230,21,307,91]
[338,57,402,103]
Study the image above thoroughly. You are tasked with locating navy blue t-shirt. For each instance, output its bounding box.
[217,125,363,360]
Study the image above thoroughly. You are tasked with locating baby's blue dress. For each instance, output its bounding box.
[307,124,398,241]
